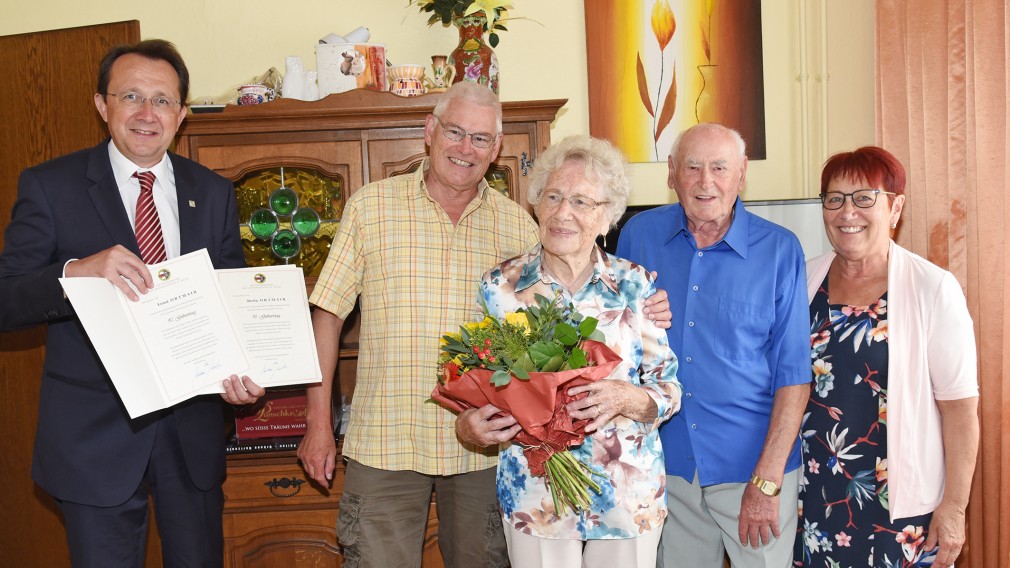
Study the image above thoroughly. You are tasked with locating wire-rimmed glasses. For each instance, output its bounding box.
[539,190,610,214]
[433,116,498,149]
[106,92,183,112]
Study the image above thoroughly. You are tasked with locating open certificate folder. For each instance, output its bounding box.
[60,249,321,418]
[216,264,322,388]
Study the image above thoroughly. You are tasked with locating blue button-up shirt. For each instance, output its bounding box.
[616,198,810,485]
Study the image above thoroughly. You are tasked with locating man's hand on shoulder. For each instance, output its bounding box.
[644,271,673,329]
[64,245,152,301]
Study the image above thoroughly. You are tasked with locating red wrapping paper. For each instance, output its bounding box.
[430,340,622,475]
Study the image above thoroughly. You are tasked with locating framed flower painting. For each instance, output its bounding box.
[585,0,766,162]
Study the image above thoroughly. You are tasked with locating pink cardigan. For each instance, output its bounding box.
[806,241,978,521]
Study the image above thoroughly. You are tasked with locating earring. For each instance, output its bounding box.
[891,223,897,229]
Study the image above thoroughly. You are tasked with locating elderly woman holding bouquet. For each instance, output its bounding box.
[455,135,681,568]
[796,147,979,568]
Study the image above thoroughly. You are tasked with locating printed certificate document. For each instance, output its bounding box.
[216,264,322,388]
[60,249,321,418]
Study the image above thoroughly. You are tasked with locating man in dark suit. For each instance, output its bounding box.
[0,39,264,567]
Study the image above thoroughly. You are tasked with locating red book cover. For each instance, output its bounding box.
[234,390,307,439]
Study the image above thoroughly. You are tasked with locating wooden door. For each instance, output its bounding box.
[0,20,139,567]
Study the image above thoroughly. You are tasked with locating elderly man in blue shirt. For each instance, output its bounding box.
[616,123,810,568]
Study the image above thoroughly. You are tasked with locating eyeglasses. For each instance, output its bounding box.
[106,92,183,112]
[820,189,895,210]
[433,116,498,149]
[539,190,610,213]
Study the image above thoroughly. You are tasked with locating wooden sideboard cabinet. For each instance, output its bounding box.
[175,90,566,215]
[219,450,442,567]
[174,90,565,568]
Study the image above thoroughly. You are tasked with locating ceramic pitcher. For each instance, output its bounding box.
[428,55,455,92]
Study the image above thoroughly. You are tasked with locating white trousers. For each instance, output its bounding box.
[504,522,662,568]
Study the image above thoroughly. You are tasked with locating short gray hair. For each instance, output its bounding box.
[432,82,502,133]
[527,135,630,230]
[669,123,746,165]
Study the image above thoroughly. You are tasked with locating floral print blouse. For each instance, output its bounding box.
[481,245,681,540]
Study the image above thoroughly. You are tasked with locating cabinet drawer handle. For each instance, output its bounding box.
[521,152,533,176]
[264,476,306,498]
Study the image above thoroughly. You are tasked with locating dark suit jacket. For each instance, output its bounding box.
[0,140,245,507]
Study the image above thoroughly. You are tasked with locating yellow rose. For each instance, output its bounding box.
[504,311,531,333]
[439,332,462,347]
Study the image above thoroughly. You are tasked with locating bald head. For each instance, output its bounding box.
[667,123,749,245]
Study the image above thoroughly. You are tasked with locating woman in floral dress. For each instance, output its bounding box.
[794,147,979,568]
[455,135,681,568]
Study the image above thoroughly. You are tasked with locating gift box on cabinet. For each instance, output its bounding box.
[316,43,387,96]
[234,389,308,439]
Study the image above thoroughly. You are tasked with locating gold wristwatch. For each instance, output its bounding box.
[750,474,781,496]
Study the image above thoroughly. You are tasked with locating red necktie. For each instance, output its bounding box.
[133,171,167,264]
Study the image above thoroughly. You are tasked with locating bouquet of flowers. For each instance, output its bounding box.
[410,0,514,47]
[431,293,622,515]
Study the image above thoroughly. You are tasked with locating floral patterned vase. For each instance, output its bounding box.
[448,13,499,94]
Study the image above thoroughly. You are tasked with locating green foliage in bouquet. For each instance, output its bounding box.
[435,291,620,515]
[438,293,606,387]
[409,0,513,47]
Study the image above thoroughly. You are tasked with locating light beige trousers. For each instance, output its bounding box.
[504,522,662,568]
[657,469,800,568]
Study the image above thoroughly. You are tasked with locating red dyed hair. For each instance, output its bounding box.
[820,146,906,197]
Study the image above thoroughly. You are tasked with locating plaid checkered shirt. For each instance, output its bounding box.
[310,160,540,474]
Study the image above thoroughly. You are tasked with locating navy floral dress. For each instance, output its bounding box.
[794,276,937,568]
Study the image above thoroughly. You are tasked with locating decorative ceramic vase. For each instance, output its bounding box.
[282,56,305,100]
[428,55,455,92]
[304,71,319,101]
[447,13,499,94]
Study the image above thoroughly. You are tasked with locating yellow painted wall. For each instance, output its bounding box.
[2,0,874,204]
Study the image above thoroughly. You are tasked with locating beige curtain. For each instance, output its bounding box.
[876,2,1008,567]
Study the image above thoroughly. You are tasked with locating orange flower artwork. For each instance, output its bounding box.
[651,0,675,50]
[635,0,678,160]
[585,0,767,162]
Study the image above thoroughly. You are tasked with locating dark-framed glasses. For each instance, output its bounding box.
[820,189,895,210]
[540,190,610,213]
[106,92,183,112]
[433,116,498,149]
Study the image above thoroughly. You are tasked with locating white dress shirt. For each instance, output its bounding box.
[107,141,181,260]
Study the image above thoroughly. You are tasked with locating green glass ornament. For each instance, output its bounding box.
[269,187,298,217]
[291,208,321,237]
[271,229,300,259]
[249,209,279,238]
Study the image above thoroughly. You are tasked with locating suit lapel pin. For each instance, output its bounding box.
[188,200,197,208]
